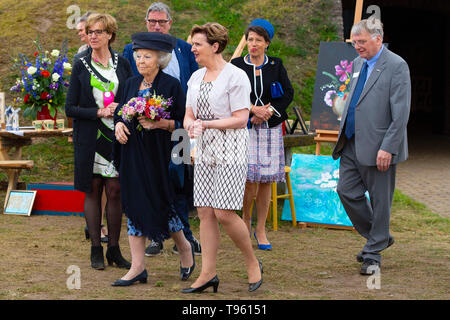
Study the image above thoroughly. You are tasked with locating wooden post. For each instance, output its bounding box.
[346,0,364,42]
[230,35,247,61]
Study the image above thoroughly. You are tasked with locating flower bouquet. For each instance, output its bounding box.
[320,60,353,120]
[118,91,172,131]
[10,38,71,120]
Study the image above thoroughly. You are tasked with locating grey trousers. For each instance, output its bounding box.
[337,137,396,263]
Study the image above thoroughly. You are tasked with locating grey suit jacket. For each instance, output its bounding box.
[332,47,411,166]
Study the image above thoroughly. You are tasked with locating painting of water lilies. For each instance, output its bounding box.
[281,153,353,227]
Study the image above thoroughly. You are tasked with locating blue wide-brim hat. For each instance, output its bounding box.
[248,19,274,41]
[132,32,176,53]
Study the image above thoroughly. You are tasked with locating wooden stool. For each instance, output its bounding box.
[249,166,296,231]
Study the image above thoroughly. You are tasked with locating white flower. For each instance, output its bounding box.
[51,49,60,57]
[63,62,72,70]
[332,169,339,179]
[52,73,60,82]
[27,66,37,75]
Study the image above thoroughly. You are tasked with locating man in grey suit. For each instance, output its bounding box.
[332,18,411,275]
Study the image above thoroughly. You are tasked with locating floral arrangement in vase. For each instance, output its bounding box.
[9,38,71,121]
[320,60,353,121]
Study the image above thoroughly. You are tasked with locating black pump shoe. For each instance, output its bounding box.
[180,242,195,281]
[111,269,148,287]
[248,260,263,292]
[90,245,105,270]
[181,275,219,293]
[106,246,131,269]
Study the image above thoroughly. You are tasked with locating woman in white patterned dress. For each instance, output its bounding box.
[182,23,263,294]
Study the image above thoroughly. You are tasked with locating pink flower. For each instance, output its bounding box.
[324,90,336,107]
[335,60,352,82]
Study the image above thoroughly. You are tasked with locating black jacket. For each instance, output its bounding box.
[65,47,132,192]
[231,56,294,128]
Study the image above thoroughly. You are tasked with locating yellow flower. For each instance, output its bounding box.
[21,88,24,92]
[49,100,53,103]
[345,78,350,85]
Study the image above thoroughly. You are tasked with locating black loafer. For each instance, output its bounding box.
[356,236,395,262]
[360,259,380,275]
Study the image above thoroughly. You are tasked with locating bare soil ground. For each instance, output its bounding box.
[0,196,448,300]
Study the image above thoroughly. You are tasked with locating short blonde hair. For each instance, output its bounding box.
[85,13,118,45]
[190,22,229,54]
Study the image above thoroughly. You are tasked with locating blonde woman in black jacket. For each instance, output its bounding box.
[65,13,132,270]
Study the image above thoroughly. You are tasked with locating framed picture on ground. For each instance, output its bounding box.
[4,190,37,216]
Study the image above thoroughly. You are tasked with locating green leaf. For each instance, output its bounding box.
[322,71,339,83]
[49,105,56,118]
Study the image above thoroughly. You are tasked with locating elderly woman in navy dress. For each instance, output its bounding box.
[112,32,194,286]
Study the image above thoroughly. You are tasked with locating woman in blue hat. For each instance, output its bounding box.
[111,32,195,286]
[231,19,294,251]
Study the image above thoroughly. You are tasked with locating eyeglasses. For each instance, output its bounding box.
[351,39,368,47]
[87,29,106,36]
[146,19,169,26]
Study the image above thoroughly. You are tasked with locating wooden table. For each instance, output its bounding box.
[0,129,73,207]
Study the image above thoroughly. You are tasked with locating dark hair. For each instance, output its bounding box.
[245,26,270,43]
[190,22,229,54]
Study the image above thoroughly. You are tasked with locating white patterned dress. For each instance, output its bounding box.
[193,80,249,210]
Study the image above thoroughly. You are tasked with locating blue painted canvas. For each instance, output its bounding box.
[281,153,353,227]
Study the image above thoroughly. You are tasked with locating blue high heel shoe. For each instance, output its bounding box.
[111,269,148,286]
[254,232,272,251]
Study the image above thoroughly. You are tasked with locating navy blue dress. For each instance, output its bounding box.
[113,71,186,241]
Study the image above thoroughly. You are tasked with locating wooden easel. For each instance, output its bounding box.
[314,129,339,155]
[346,0,364,42]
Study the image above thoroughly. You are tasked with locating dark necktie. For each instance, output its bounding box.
[345,61,368,139]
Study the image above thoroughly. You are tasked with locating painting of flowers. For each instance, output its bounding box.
[321,59,352,121]
[310,42,358,131]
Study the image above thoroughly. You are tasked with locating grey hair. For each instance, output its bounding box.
[145,2,172,21]
[133,50,172,70]
[351,17,384,39]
